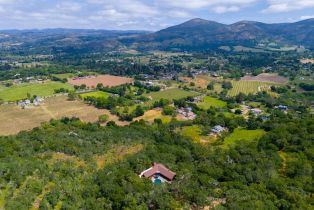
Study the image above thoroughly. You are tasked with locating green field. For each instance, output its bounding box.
[0,82,74,102]
[223,128,266,147]
[52,73,75,80]
[52,72,98,80]
[197,96,227,109]
[80,91,111,99]
[134,109,172,124]
[179,125,203,142]
[228,81,273,96]
[178,125,216,143]
[144,88,200,104]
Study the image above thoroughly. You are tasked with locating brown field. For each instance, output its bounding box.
[133,108,173,123]
[300,58,314,64]
[179,75,223,92]
[241,73,288,84]
[0,96,127,136]
[68,75,133,88]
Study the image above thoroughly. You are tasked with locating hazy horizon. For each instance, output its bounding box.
[0,0,313,30]
[0,17,313,32]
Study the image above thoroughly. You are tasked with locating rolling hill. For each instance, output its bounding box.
[122,18,314,51]
[1,18,313,53]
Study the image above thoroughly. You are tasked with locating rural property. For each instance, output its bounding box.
[68,75,134,88]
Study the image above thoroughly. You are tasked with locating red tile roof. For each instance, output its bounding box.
[142,163,176,181]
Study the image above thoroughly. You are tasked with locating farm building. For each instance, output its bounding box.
[211,125,226,134]
[139,163,176,184]
[250,108,263,116]
[277,105,288,111]
[193,95,204,103]
[17,97,44,108]
[177,107,197,120]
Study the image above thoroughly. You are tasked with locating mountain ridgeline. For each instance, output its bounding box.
[122,18,314,51]
[1,18,313,53]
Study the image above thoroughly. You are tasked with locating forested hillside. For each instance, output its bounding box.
[0,116,313,209]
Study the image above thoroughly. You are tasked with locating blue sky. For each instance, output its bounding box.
[0,0,313,30]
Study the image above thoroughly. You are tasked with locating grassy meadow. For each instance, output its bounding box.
[134,109,172,124]
[178,125,216,144]
[79,91,111,99]
[144,88,199,105]
[0,96,127,136]
[0,82,74,102]
[223,128,266,147]
[197,96,227,109]
[52,73,75,80]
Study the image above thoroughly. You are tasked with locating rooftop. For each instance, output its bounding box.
[140,163,176,181]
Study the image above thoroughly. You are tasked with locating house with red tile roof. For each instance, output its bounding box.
[139,163,176,184]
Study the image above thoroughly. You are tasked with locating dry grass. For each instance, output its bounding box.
[180,75,219,88]
[278,151,288,176]
[300,58,314,64]
[0,96,127,136]
[68,75,133,88]
[179,75,223,92]
[30,182,55,210]
[178,125,217,144]
[48,152,86,168]
[12,176,36,199]
[54,201,63,210]
[95,144,144,170]
[133,109,172,123]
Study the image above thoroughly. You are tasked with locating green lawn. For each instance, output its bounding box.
[223,112,236,118]
[179,125,216,143]
[52,73,75,80]
[116,104,138,115]
[144,88,200,105]
[247,102,262,108]
[223,128,266,147]
[80,91,111,99]
[0,82,74,102]
[197,96,227,109]
[179,125,202,142]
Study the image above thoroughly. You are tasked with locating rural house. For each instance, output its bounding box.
[177,107,197,120]
[250,108,263,116]
[211,125,226,135]
[139,163,176,184]
[277,105,288,111]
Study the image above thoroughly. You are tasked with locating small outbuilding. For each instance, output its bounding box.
[139,163,176,184]
[211,125,226,134]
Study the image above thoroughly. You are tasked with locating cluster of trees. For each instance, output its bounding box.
[83,95,146,121]
[133,80,161,92]
[299,82,314,91]
[0,113,312,209]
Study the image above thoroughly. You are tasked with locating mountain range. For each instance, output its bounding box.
[1,18,314,53]
[122,18,314,51]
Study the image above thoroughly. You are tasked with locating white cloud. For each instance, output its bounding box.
[264,0,314,13]
[55,2,82,12]
[300,15,314,20]
[168,10,191,18]
[159,0,257,10]
[0,0,310,30]
[213,6,240,14]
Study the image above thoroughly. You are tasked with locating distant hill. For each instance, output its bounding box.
[121,18,314,51]
[0,29,150,54]
[1,19,313,53]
